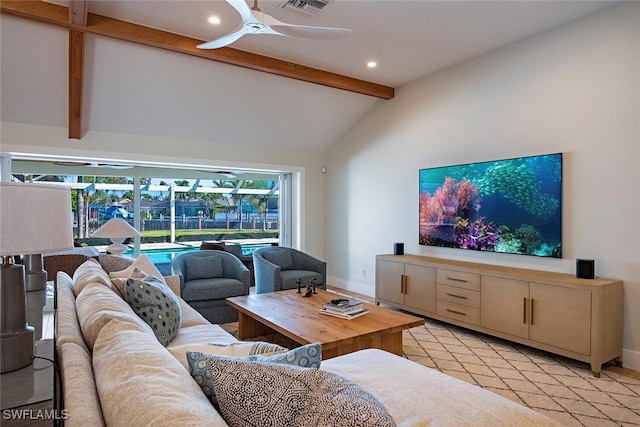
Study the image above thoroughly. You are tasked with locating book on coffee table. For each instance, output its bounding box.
[323,299,364,314]
[319,307,369,320]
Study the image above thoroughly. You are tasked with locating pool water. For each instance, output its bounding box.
[123,243,271,265]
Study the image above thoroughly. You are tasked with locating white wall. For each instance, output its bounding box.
[325,2,640,370]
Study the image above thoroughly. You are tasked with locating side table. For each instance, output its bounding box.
[1,339,55,425]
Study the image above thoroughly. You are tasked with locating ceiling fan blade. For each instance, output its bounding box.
[261,13,352,40]
[225,0,255,23]
[197,28,248,49]
[270,24,352,40]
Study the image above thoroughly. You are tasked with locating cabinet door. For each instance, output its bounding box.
[529,282,591,355]
[404,264,436,313]
[376,259,405,305]
[481,276,529,339]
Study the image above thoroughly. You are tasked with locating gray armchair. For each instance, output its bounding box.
[200,241,255,287]
[253,247,326,294]
[171,250,250,324]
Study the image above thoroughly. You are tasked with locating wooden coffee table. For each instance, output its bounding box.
[226,289,424,359]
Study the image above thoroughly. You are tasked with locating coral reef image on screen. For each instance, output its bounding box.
[419,153,562,258]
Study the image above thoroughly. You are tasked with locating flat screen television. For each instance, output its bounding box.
[419,153,562,258]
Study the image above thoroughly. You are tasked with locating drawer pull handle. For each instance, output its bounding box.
[530,299,534,325]
[447,293,467,299]
[446,309,467,316]
[400,275,408,294]
[447,277,468,283]
[523,298,527,324]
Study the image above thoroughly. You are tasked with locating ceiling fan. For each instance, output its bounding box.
[197,0,352,49]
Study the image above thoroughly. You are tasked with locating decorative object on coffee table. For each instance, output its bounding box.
[297,276,318,297]
[0,182,73,373]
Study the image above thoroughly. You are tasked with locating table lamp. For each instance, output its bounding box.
[0,182,73,373]
[91,218,141,256]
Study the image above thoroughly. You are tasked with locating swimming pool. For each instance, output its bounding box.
[123,242,272,265]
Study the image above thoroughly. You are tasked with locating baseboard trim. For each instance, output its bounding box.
[328,276,374,299]
[622,348,640,371]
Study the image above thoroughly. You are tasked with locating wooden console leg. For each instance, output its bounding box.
[591,362,601,378]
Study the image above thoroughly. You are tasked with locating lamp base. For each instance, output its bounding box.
[106,242,129,256]
[1,264,35,373]
[1,327,35,373]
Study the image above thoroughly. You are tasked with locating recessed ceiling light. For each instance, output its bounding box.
[208,16,221,25]
[367,61,377,68]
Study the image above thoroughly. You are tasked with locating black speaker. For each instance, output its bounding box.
[576,259,595,279]
[394,243,404,256]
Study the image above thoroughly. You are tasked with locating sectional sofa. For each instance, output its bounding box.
[55,255,561,426]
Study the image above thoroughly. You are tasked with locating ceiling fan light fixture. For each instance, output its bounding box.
[197,0,352,50]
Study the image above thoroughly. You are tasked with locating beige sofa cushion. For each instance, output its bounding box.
[55,272,89,350]
[98,254,135,274]
[92,318,227,427]
[76,282,153,350]
[167,324,238,349]
[165,274,181,297]
[321,349,561,427]
[72,258,112,296]
[58,342,105,427]
[178,299,212,327]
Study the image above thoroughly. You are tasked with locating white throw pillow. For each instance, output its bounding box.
[109,254,163,281]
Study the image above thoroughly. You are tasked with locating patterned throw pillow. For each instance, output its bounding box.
[184,255,224,281]
[188,343,321,406]
[125,275,181,346]
[110,268,148,299]
[206,357,396,427]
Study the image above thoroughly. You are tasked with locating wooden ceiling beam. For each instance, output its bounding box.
[1,1,395,100]
[68,1,88,139]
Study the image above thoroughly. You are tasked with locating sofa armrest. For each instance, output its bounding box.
[164,275,181,297]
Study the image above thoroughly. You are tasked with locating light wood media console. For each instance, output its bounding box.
[375,254,623,377]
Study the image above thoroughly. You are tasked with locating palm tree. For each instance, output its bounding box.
[212,180,236,229]
[229,180,248,230]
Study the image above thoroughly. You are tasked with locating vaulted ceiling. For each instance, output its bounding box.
[1,0,616,155]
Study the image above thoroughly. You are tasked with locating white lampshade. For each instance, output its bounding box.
[0,181,73,373]
[91,218,141,255]
[0,182,74,256]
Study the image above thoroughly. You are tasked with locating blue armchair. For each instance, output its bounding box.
[171,250,250,323]
[253,247,326,294]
